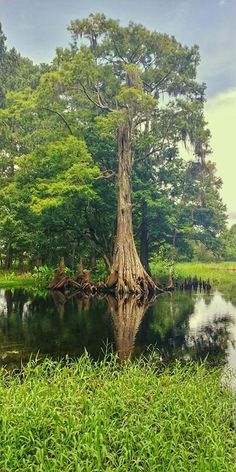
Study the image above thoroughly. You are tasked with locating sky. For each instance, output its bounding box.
[0,0,235,224]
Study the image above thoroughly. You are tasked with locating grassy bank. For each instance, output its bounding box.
[0,356,235,471]
[1,261,235,290]
[174,262,236,305]
[151,261,236,288]
[0,272,34,288]
[175,261,236,283]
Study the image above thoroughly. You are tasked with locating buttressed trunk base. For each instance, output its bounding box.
[110,123,158,295]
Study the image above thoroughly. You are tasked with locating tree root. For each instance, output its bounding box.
[48,263,164,295]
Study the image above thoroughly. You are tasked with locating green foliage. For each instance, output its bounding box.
[0,357,235,471]
[91,258,108,282]
[150,244,178,282]
[220,224,236,261]
[0,22,44,109]
[0,272,34,288]
[0,18,229,272]
[32,265,55,288]
[17,136,100,213]
[192,241,219,262]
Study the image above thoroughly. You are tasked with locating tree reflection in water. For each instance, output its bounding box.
[185,316,235,367]
[107,295,154,360]
[137,291,236,367]
[51,290,67,319]
[0,288,235,369]
[136,292,195,359]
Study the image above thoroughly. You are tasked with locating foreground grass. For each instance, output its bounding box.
[0,357,235,471]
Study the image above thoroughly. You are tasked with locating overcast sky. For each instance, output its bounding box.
[0,0,235,223]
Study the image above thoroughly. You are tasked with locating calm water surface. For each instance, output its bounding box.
[0,288,235,369]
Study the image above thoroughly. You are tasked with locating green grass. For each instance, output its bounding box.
[0,272,35,288]
[2,261,236,290]
[175,261,236,283]
[0,356,235,471]
[151,261,236,288]
[174,262,236,304]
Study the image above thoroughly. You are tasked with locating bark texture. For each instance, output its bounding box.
[111,123,158,295]
[140,201,151,274]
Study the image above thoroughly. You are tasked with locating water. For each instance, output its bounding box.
[0,288,235,369]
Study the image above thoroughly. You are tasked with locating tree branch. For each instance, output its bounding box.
[135,111,179,164]
[79,80,113,112]
[95,170,117,180]
[111,38,128,64]
[40,108,74,135]
[144,69,174,93]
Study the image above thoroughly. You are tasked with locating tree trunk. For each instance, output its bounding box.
[18,254,24,273]
[110,123,158,295]
[4,243,13,270]
[90,253,96,269]
[70,242,77,271]
[140,201,151,274]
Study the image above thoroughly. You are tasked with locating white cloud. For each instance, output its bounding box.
[218,0,227,6]
[205,88,236,223]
